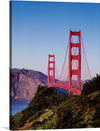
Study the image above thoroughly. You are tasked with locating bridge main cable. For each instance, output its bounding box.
[59,38,69,81]
[81,37,92,80]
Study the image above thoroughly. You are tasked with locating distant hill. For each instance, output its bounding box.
[10,68,47,101]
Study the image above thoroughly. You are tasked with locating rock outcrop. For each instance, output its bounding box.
[10,68,46,101]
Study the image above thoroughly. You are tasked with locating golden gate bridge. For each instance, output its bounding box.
[47,30,91,95]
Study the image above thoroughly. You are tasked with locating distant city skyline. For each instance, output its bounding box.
[11,1,100,79]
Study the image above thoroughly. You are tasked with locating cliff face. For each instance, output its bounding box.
[10,69,46,101]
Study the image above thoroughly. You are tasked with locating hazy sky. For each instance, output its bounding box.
[11,1,100,79]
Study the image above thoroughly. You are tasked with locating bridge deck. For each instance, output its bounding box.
[48,83,81,95]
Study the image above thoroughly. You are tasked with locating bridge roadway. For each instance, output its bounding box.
[48,83,81,95]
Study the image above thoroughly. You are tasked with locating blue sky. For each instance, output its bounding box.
[11,1,100,79]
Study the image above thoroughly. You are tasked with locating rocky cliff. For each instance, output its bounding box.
[10,69,47,101]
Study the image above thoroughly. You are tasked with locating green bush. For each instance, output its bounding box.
[76,94,89,107]
[10,112,23,129]
[11,79,100,129]
[81,74,100,95]
[56,101,73,128]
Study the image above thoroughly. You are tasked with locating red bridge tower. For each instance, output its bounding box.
[48,55,55,87]
[68,30,81,88]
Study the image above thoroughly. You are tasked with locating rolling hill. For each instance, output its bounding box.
[10,74,100,129]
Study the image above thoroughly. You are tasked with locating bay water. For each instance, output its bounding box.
[10,100,29,116]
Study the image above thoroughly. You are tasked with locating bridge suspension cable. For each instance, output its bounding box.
[59,38,69,81]
[81,37,92,80]
[55,63,59,80]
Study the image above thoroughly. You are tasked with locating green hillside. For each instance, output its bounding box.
[10,75,100,130]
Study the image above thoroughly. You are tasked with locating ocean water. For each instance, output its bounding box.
[10,100,29,116]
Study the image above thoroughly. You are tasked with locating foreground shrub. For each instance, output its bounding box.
[81,74,100,95]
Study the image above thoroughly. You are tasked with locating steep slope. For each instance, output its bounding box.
[10,75,100,129]
[10,69,45,101]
